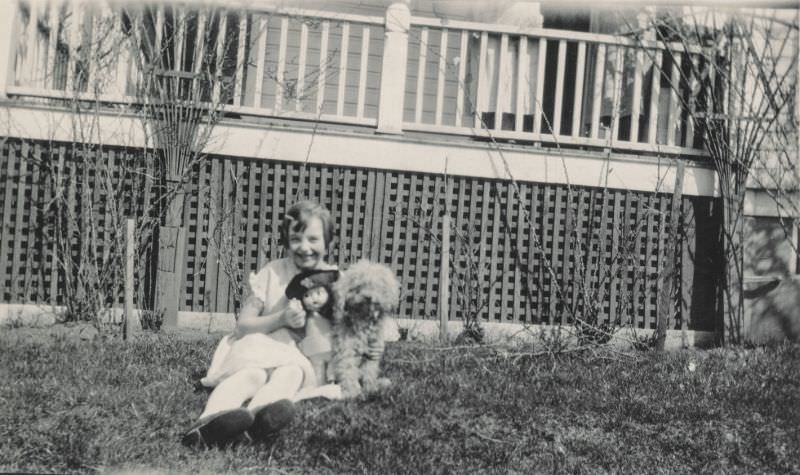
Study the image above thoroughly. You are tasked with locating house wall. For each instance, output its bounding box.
[742,8,800,344]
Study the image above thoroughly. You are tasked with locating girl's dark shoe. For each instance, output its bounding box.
[181,407,254,448]
[248,399,297,443]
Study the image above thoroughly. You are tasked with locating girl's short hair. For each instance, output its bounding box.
[281,200,335,250]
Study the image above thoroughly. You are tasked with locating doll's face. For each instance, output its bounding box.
[302,286,329,311]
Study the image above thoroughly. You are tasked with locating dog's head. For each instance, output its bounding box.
[333,260,400,329]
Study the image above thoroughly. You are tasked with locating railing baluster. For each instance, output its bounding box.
[434,28,447,126]
[685,54,699,148]
[494,33,509,130]
[253,15,267,108]
[175,9,186,71]
[705,56,716,147]
[65,2,82,93]
[115,10,130,97]
[707,58,716,118]
[37,4,52,88]
[196,12,209,69]
[336,22,349,117]
[47,4,60,90]
[24,2,39,86]
[356,25,370,118]
[629,47,643,142]
[667,51,681,146]
[414,26,428,124]
[130,9,146,95]
[193,11,207,98]
[88,7,103,93]
[455,30,467,127]
[154,6,164,67]
[296,21,308,111]
[590,43,606,139]
[610,46,623,143]
[552,39,566,136]
[213,11,227,103]
[233,13,246,106]
[515,36,528,132]
[532,37,546,134]
[723,43,733,119]
[571,41,586,138]
[739,43,752,138]
[647,49,662,145]
[317,20,329,113]
[275,16,288,112]
[474,30,487,128]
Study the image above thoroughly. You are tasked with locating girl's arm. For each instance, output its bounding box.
[235,295,305,336]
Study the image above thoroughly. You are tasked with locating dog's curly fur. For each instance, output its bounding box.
[331,259,400,398]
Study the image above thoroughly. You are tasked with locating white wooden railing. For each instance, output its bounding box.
[402,16,713,155]
[1,0,712,157]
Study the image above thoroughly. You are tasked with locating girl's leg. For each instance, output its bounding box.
[246,365,304,412]
[246,365,304,442]
[199,368,268,420]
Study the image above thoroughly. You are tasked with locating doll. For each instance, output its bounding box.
[285,269,340,386]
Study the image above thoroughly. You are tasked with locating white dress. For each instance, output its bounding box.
[200,258,342,400]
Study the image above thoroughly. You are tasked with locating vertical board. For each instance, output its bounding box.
[488,183,501,321]
[11,142,29,302]
[204,160,222,312]
[680,196,695,331]
[1,142,17,300]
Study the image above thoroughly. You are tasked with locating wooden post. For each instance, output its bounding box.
[655,160,685,350]
[376,1,410,134]
[155,225,187,328]
[124,218,137,339]
[156,176,188,328]
[440,213,451,343]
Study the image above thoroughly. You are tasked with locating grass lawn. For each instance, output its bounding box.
[1,327,799,474]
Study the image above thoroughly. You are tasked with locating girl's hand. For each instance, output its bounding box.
[283,299,307,328]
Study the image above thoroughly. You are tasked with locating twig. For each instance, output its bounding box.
[420,344,491,352]
[468,430,508,444]
[504,345,598,359]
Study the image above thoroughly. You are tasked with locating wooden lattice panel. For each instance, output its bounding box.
[0,138,722,330]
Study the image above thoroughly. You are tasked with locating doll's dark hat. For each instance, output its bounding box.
[285,269,340,300]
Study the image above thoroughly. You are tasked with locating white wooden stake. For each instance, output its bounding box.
[124,218,137,339]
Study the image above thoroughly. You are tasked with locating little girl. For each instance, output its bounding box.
[182,200,340,448]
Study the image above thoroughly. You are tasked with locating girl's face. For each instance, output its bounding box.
[288,216,327,270]
[303,286,329,311]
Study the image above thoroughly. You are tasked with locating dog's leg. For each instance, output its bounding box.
[359,331,389,394]
[332,339,363,398]
[359,358,381,393]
